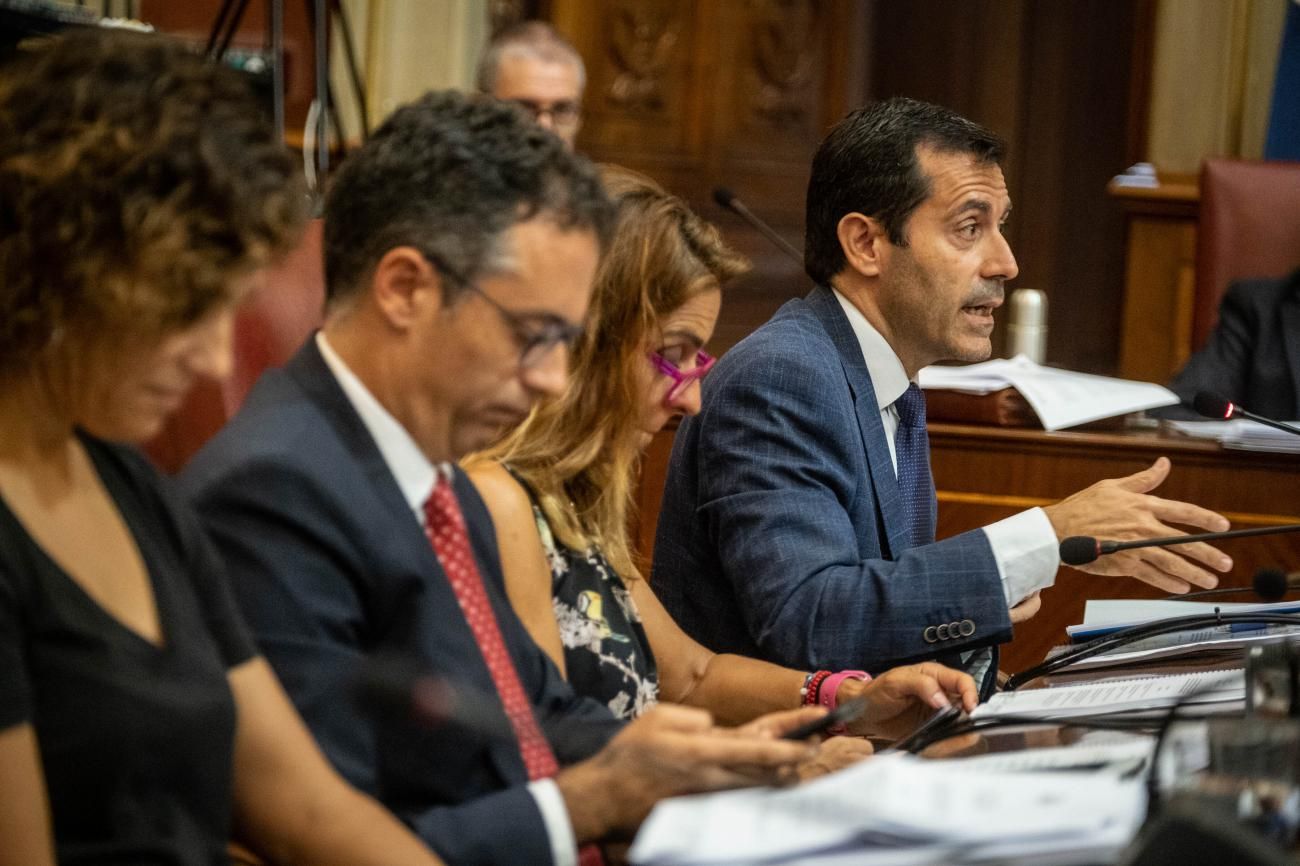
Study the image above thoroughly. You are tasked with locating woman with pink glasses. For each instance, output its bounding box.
[464,166,975,753]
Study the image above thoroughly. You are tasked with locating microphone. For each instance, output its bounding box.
[1255,567,1300,602]
[1192,391,1300,437]
[353,656,516,742]
[1171,566,1299,601]
[712,187,804,267]
[1059,523,1300,566]
[353,655,622,756]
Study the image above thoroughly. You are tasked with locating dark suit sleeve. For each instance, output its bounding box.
[186,459,560,866]
[454,474,623,765]
[1161,280,1260,417]
[693,348,1010,671]
[521,643,624,765]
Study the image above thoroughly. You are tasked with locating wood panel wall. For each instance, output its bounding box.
[551,0,868,353]
[551,0,1154,374]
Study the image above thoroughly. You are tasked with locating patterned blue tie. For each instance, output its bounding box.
[893,383,935,549]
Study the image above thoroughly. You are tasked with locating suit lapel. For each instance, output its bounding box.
[1281,291,1300,417]
[805,287,911,557]
[284,338,529,783]
[286,338,422,532]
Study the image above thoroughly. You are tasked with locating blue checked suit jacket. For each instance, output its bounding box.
[181,338,620,866]
[653,285,1013,672]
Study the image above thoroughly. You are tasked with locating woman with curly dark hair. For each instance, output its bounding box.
[0,29,442,866]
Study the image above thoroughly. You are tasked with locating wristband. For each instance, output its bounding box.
[801,670,832,706]
[819,670,871,711]
[819,670,871,734]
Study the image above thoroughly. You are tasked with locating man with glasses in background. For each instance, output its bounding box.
[182,91,817,866]
[478,21,585,149]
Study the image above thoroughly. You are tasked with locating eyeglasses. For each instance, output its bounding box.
[421,251,585,369]
[505,98,582,130]
[648,349,715,404]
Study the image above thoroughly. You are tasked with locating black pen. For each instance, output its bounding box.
[781,695,871,740]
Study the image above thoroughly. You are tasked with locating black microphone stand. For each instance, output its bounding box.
[1005,611,1300,691]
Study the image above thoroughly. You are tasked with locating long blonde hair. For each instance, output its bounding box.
[469,165,748,580]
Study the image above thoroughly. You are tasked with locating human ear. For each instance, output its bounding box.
[836,212,888,278]
[370,247,440,330]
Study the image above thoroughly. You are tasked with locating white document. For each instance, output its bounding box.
[1073,597,1300,635]
[628,751,1146,866]
[972,668,1244,721]
[946,737,1153,775]
[915,357,1016,395]
[918,355,1178,430]
[1168,419,1300,453]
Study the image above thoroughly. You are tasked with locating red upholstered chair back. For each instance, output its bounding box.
[144,219,326,473]
[1193,158,1300,349]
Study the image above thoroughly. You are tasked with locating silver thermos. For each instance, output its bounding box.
[1007,288,1047,364]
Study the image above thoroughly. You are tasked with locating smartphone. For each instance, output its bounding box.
[781,695,870,740]
[890,704,965,753]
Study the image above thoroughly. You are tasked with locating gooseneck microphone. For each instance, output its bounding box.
[353,656,516,742]
[353,656,621,757]
[1059,523,1300,566]
[712,187,804,267]
[1192,391,1300,437]
[1255,568,1300,601]
[1172,566,1300,601]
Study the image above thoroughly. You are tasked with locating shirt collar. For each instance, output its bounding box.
[315,332,448,513]
[831,288,912,411]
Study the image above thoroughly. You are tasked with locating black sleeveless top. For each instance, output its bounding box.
[0,434,255,865]
[520,484,659,720]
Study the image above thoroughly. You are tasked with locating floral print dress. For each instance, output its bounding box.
[528,498,660,720]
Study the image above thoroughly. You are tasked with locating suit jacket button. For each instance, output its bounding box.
[936,623,950,640]
[923,625,938,643]
[960,619,976,637]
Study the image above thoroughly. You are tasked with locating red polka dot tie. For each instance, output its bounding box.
[423,481,605,866]
[424,481,559,779]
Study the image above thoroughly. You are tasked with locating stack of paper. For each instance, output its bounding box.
[629,752,1146,865]
[918,355,1178,431]
[946,735,1153,776]
[1069,598,1300,639]
[1166,419,1300,453]
[972,668,1245,721]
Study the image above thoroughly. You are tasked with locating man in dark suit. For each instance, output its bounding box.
[1159,270,1300,420]
[182,92,814,866]
[653,97,1236,685]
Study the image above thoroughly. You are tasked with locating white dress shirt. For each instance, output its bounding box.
[830,291,1059,607]
[316,333,578,866]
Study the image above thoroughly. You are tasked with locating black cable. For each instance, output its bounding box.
[305,0,329,180]
[329,0,369,139]
[1005,612,1300,690]
[205,0,240,56]
[213,0,253,61]
[897,711,1183,755]
[325,78,347,157]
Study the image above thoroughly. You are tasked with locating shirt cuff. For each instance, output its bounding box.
[982,507,1060,606]
[528,778,578,866]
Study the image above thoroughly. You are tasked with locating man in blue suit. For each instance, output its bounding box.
[653,97,1235,687]
[182,92,814,866]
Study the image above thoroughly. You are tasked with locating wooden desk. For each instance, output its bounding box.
[636,420,1300,677]
[930,422,1300,674]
